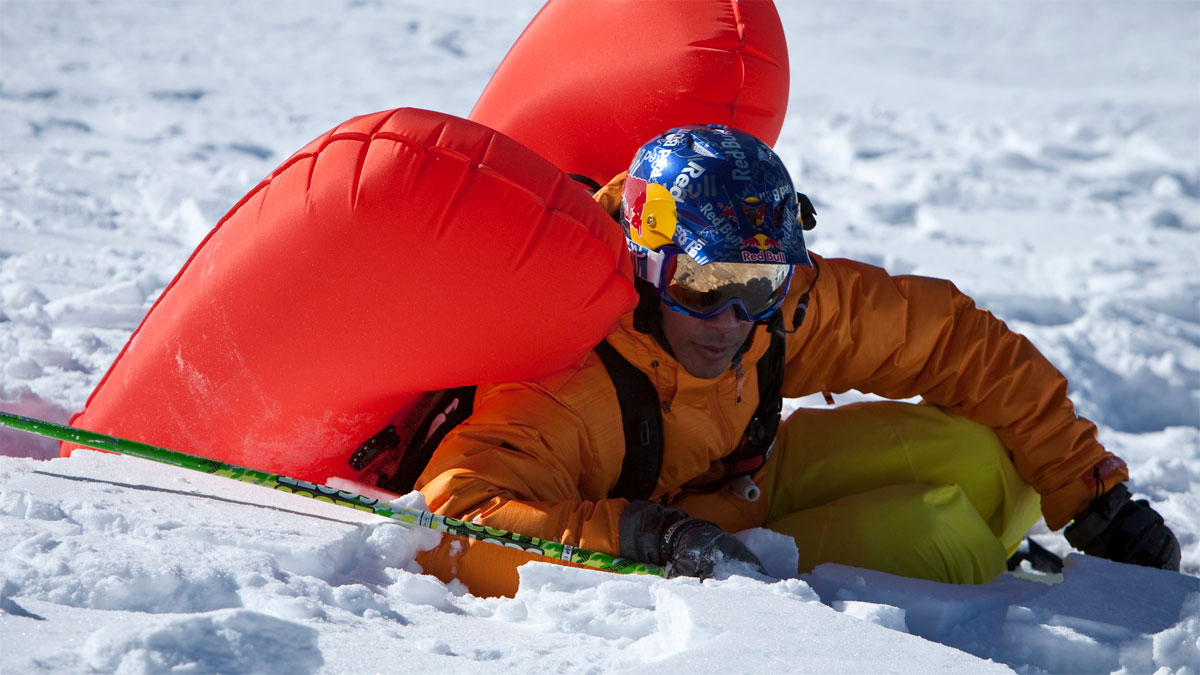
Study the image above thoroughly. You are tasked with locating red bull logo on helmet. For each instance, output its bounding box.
[742,249,787,263]
[623,176,679,251]
[718,131,752,182]
[741,233,782,251]
[740,234,785,263]
[667,160,707,199]
[622,174,650,237]
[741,197,768,227]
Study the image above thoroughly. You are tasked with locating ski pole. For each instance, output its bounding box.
[0,411,665,578]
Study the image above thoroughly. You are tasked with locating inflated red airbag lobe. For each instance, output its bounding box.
[65,108,635,483]
[469,0,789,183]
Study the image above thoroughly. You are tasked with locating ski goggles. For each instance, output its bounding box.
[641,246,793,322]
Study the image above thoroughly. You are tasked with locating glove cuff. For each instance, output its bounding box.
[1065,483,1131,549]
[619,500,689,566]
[661,518,717,559]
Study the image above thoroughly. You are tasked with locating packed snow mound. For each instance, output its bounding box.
[2,451,1197,673]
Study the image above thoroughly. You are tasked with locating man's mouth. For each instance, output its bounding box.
[694,343,735,360]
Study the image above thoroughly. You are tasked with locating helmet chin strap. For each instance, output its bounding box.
[632,277,676,358]
[731,308,780,368]
[780,256,821,337]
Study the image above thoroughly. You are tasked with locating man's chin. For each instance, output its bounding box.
[679,349,735,379]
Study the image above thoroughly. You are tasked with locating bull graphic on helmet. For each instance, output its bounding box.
[741,197,768,228]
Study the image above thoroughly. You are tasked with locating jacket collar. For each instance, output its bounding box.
[605,311,772,406]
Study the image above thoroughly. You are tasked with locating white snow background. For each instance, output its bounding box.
[1,1,1198,673]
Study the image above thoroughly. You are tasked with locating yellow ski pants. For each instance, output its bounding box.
[763,402,1043,584]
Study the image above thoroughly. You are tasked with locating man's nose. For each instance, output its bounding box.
[704,306,748,331]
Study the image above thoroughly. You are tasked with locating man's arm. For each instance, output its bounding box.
[418,379,628,541]
[415,367,768,594]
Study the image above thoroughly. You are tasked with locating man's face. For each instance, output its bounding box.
[659,305,755,379]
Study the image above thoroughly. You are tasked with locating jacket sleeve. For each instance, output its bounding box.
[413,375,630,596]
[782,255,1128,529]
[416,174,635,597]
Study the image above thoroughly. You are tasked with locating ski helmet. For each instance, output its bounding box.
[620,125,811,322]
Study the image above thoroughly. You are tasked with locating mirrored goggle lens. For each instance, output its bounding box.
[664,255,791,319]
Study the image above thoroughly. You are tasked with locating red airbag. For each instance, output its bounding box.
[470,0,790,184]
[64,108,635,483]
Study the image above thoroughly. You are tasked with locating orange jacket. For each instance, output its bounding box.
[414,175,1126,597]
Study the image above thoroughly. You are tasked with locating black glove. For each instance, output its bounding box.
[619,500,767,579]
[1064,483,1181,572]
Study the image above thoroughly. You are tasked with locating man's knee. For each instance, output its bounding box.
[771,483,1009,585]
[767,402,1019,515]
[907,484,1009,584]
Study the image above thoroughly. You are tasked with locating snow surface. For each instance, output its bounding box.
[1,1,1198,673]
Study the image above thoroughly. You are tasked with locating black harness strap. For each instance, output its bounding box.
[349,341,666,502]
[594,339,663,501]
[682,330,786,493]
[350,334,785,501]
[354,385,478,496]
[567,173,604,193]
[729,329,786,477]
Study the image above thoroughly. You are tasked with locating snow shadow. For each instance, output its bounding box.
[809,555,1200,673]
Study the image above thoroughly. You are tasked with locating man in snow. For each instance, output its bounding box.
[414,125,1180,597]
